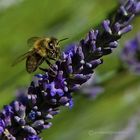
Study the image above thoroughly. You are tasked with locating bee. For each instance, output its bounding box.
[12,37,68,73]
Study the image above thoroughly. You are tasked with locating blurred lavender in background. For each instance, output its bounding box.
[121,33,140,74]
[78,74,104,99]
[111,110,140,140]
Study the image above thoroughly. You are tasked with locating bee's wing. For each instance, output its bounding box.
[27,37,41,47]
[11,51,35,66]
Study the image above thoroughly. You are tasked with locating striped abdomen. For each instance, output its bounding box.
[26,53,43,73]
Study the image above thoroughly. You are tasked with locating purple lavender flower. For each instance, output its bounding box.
[121,33,140,74]
[0,0,139,139]
[136,1,140,13]
[26,135,41,140]
[119,0,140,14]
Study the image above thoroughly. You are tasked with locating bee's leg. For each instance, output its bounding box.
[49,57,57,61]
[39,66,57,77]
[40,59,57,77]
[46,59,57,76]
[39,67,48,72]
[45,59,53,67]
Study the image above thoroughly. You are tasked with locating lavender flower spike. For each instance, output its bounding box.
[121,33,140,74]
[0,0,139,139]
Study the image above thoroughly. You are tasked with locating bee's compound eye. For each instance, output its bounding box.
[49,42,54,49]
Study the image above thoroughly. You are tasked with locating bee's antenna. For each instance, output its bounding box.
[58,38,68,44]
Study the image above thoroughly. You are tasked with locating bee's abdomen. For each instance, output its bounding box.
[26,54,42,73]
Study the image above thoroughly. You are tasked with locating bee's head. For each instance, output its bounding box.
[42,37,59,58]
[44,37,68,58]
[43,37,58,50]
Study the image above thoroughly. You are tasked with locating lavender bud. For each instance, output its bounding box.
[118,25,133,35]
[102,20,112,34]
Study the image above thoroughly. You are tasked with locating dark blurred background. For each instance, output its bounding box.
[0,0,140,140]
